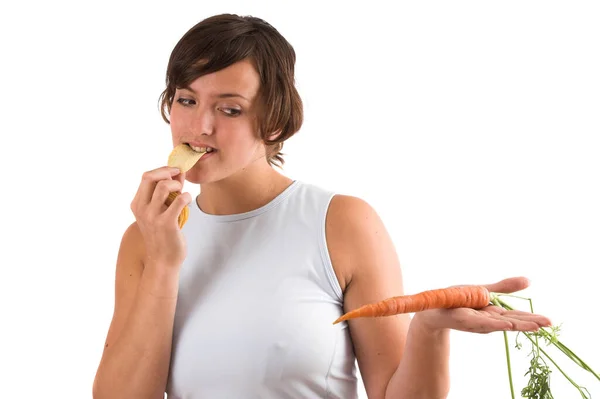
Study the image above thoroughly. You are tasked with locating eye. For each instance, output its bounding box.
[220,107,242,117]
[176,98,196,106]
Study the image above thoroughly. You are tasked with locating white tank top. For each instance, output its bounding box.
[166,180,358,398]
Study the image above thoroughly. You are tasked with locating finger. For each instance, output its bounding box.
[482,305,523,315]
[487,313,543,331]
[485,306,539,317]
[173,170,187,187]
[483,276,530,294]
[448,277,528,291]
[164,191,192,221]
[483,305,552,323]
[135,167,182,207]
[458,316,513,333]
[487,308,553,327]
[149,179,184,212]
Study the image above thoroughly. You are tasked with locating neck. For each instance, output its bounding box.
[196,164,293,216]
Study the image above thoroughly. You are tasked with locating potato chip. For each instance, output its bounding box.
[167,143,206,172]
[165,144,205,228]
[165,191,189,229]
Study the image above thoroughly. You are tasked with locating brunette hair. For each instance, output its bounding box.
[159,14,303,167]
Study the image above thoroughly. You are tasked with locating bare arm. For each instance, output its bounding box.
[385,315,450,399]
[326,195,450,399]
[92,222,181,399]
[93,165,190,398]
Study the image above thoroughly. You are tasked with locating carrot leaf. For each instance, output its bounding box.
[490,293,598,398]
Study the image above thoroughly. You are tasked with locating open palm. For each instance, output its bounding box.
[417,276,553,334]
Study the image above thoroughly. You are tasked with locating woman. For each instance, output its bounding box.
[92,13,551,399]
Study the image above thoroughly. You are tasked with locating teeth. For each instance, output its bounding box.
[189,145,214,153]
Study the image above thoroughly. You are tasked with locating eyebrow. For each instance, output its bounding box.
[179,86,249,102]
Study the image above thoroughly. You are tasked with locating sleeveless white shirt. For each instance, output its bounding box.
[166,180,358,398]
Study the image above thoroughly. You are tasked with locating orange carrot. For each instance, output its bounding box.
[333,285,491,324]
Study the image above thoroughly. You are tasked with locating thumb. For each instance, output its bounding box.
[484,276,530,294]
[165,191,192,221]
[173,170,187,190]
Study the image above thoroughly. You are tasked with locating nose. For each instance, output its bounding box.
[188,106,215,136]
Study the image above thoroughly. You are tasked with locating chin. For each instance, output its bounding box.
[184,169,223,185]
[185,173,211,185]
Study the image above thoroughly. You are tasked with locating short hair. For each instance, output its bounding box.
[159,14,303,168]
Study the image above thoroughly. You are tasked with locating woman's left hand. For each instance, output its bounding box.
[413,276,553,334]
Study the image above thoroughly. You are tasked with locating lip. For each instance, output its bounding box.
[198,150,215,161]
[184,141,217,151]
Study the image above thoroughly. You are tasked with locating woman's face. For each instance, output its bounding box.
[169,59,267,184]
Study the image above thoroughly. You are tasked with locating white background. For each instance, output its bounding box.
[1,1,599,398]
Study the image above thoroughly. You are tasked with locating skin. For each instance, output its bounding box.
[93,59,552,399]
[169,59,293,215]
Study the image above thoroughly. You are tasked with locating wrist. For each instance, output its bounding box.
[411,311,450,338]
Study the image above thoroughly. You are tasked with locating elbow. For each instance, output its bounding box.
[92,373,110,399]
[91,371,119,399]
[92,370,102,399]
[91,381,103,399]
[393,392,449,399]
[384,382,450,399]
[92,376,165,399]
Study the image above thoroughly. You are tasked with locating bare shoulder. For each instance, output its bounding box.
[325,194,409,398]
[325,194,397,292]
[324,195,367,294]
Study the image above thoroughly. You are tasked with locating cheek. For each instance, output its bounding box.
[228,132,264,157]
[169,113,185,141]
[221,121,260,147]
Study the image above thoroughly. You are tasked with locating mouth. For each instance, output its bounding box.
[184,143,216,154]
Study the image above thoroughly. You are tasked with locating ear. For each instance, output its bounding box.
[266,129,282,141]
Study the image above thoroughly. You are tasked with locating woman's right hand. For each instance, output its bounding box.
[130,166,191,269]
